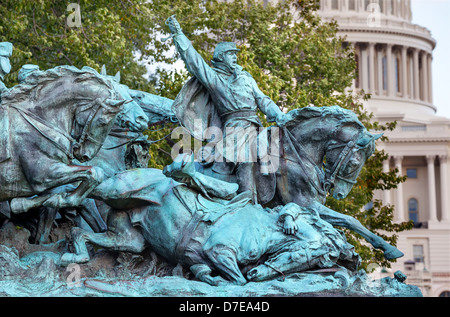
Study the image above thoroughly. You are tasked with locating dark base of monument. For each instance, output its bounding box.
[0,224,422,297]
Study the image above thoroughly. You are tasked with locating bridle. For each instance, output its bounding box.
[102,128,141,150]
[72,98,108,149]
[282,126,362,199]
[323,139,360,192]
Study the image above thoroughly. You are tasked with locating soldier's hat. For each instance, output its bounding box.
[212,42,240,61]
[18,64,40,82]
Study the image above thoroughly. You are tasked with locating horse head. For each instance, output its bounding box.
[100,64,176,126]
[82,66,149,132]
[282,106,382,201]
[325,126,382,200]
[72,98,129,162]
[3,65,131,163]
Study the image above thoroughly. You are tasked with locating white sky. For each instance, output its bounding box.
[411,0,450,118]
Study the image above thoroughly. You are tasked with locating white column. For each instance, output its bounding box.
[383,159,391,205]
[428,54,433,104]
[361,44,369,91]
[386,44,394,97]
[427,155,438,222]
[421,52,429,102]
[440,155,449,222]
[413,48,420,100]
[377,46,384,95]
[341,0,347,11]
[394,156,405,222]
[401,46,408,98]
[368,42,376,94]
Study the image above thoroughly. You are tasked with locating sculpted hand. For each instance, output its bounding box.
[275,113,289,127]
[166,15,182,35]
[283,215,298,235]
[163,153,195,179]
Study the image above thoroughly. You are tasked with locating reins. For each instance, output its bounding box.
[10,98,108,160]
[282,127,327,197]
[282,126,361,198]
[10,105,77,160]
[323,140,358,190]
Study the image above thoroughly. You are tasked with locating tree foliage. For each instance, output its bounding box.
[0,0,411,269]
[0,0,152,90]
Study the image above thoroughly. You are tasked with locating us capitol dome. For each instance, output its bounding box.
[317,0,450,297]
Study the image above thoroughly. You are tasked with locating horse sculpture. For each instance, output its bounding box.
[60,159,360,286]
[42,70,176,240]
[68,67,176,227]
[74,65,174,178]
[4,65,175,243]
[0,65,135,219]
[59,106,401,286]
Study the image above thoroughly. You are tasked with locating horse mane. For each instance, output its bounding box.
[285,105,365,130]
[2,65,115,105]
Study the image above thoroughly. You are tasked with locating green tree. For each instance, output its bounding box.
[1,0,411,269]
[0,0,152,90]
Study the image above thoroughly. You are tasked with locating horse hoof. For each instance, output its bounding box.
[384,247,404,260]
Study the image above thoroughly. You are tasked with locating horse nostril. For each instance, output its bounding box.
[81,155,91,162]
[136,115,149,127]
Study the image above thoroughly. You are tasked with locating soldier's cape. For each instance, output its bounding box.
[172,76,223,141]
[171,75,277,205]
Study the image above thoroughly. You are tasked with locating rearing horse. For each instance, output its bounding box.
[14,66,177,244]
[0,65,127,215]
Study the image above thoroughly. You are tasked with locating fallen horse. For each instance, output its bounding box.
[60,162,361,286]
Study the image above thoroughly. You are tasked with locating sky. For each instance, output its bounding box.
[410,0,450,118]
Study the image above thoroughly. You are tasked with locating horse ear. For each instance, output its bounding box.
[114,71,120,83]
[373,133,383,140]
[101,64,107,76]
[356,132,383,148]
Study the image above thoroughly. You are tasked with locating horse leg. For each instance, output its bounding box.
[203,244,247,285]
[41,165,105,209]
[77,199,107,233]
[247,247,323,282]
[10,162,105,214]
[35,206,58,244]
[60,210,145,265]
[313,202,404,260]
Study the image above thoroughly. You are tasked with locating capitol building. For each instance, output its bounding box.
[317,0,450,296]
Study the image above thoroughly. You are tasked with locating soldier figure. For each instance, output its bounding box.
[167,16,287,203]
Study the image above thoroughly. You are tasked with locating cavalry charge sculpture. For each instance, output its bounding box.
[0,25,420,297]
